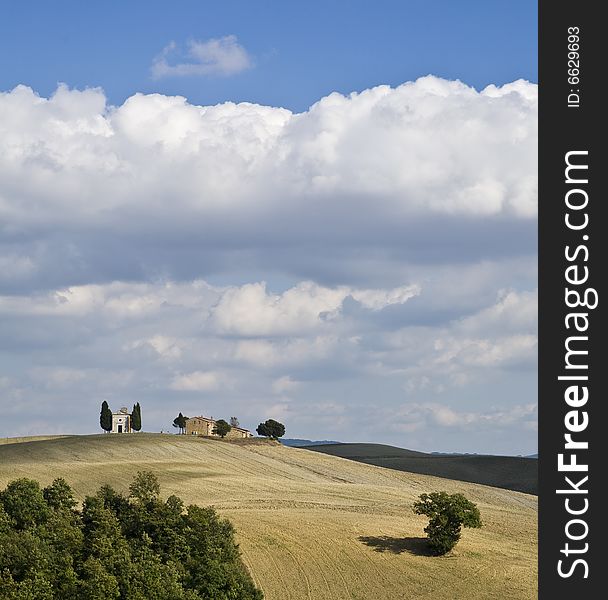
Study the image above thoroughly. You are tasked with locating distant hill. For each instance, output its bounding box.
[280,438,342,447]
[304,443,537,495]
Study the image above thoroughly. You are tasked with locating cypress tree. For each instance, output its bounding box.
[131,403,142,432]
[100,401,112,433]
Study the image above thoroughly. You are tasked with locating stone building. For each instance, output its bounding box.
[111,407,132,433]
[185,415,252,439]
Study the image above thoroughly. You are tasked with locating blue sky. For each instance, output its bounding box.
[1,0,536,111]
[0,2,537,454]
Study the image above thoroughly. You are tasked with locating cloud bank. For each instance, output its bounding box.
[1,76,537,290]
[0,77,537,453]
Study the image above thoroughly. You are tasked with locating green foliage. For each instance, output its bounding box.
[95,484,130,517]
[0,472,263,599]
[0,568,56,600]
[131,403,142,432]
[0,479,50,530]
[173,412,188,434]
[212,419,231,438]
[256,419,285,439]
[100,401,112,433]
[43,478,77,511]
[413,491,482,555]
[0,504,12,534]
[128,471,160,505]
[78,558,120,600]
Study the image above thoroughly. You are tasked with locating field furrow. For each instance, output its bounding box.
[0,434,537,600]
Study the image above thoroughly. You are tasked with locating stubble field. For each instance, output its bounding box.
[0,434,537,600]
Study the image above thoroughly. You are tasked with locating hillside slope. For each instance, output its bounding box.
[304,443,538,495]
[0,434,537,600]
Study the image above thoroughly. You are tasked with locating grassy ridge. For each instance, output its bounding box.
[0,435,69,445]
[0,434,537,600]
[304,443,538,495]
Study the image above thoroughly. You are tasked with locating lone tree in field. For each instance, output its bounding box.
[131,402,142,432]
[413,491,482,555]
[172,412,188,434]
[256,419,286,439]
[99,401,112,433]
[212,419,231,438]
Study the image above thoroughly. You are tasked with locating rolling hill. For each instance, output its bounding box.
[304,443,538,495]
[280,438,343,447]
[0,434,537,600]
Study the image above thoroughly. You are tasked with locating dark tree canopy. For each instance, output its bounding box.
[0,473,263,599]
[131,403,142,432]
[172,412,188,434]
[212,420,231,438]
[256,419,286,439]
[413,491,482,555]
[99,401,112,433]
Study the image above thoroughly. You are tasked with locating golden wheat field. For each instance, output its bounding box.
[0,434,537,600]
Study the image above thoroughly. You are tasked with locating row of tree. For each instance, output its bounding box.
[99,402,142,433]
[98,404,285,440]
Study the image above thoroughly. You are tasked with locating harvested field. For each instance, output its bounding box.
[0,434,537,600]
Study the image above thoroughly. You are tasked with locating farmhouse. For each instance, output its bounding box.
[185,416,253,439]
[111,407,132,433]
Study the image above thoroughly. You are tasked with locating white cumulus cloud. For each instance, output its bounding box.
[210,281,419,336]
[0,77,536,249]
